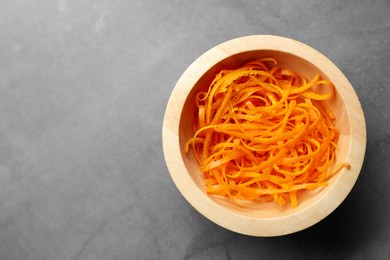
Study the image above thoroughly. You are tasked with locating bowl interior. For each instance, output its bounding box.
[179,50,351,218]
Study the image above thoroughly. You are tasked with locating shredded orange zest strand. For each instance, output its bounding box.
[185,58,350,208]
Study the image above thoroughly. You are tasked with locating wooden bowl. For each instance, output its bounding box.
[162,35,366,236]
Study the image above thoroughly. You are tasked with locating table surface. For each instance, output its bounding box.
[1,0,389,259]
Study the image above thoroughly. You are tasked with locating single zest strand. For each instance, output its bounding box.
[185,58,349,208]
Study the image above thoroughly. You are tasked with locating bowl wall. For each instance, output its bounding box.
[179,50,351,218]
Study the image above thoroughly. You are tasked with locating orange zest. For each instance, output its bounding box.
[185,57,350,208]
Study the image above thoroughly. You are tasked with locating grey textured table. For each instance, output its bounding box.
[0,0,389,259]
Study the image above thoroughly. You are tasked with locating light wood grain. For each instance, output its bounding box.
[162,35,366,236]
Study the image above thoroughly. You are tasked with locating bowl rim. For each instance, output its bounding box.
[162,35,366,236]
